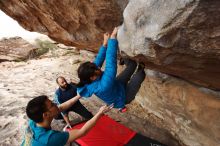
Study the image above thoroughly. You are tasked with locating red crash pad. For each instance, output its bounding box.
[67,115,136,146]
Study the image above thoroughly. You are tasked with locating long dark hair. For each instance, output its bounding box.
[77,61,98,87]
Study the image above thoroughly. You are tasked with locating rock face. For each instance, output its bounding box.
[118,0,220,90]
[0,0,219,89]
[0,37,36,62]
[136,70,220,146]
[0,0,128,51]
[0,0,220,146]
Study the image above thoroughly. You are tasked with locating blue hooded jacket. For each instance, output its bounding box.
[77,39,126,108]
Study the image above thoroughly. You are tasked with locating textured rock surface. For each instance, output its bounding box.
[0,37,36,62]
[0,0,220,146]
[136,70,220,146]
[0,0,128,51]
[0,0,219,89]
[118,0,220,90]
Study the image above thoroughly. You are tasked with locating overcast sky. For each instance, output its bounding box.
[0,10,46,41]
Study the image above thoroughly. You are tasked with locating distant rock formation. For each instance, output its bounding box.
[0,37,36,62]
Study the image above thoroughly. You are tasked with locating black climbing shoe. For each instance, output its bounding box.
[137,62,145,71]
[119,57,125,65]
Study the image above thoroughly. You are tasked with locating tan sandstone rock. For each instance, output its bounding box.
[0,0,220,146]
[0,0,128,51]
[136,70,220,146]
[0,37,36,62]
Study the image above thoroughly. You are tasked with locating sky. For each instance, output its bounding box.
[0,10,47,41]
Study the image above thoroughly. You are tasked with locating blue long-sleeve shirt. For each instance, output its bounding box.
[77,39,126,108]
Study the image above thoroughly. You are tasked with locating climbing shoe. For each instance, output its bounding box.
[137,62,145,71]
[119,107,127,113]
[119,57,125,65]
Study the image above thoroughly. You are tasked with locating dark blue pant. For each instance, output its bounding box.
[55,100,93,120]
[116,59,146,104]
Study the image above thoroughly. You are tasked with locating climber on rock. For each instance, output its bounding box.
[76,27,146,112]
